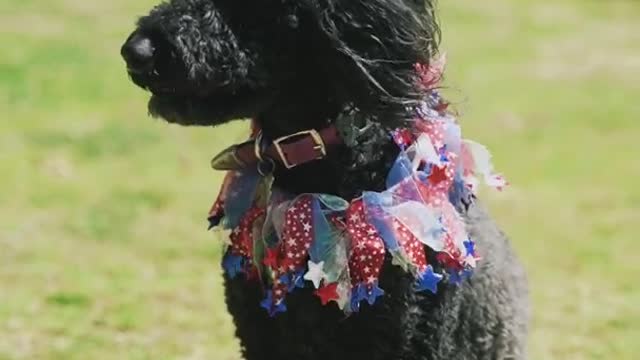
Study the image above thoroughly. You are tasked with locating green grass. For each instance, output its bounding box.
[1,0,639,359]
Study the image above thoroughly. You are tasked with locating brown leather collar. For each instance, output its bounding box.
[211,125,343,172]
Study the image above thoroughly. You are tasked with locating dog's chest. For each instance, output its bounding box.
[224,255,451,360]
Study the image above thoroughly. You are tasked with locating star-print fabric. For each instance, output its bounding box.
[207,58,506,316]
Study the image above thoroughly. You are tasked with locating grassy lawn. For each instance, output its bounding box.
[1,0,638,359]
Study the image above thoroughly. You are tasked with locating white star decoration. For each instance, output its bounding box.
[304,260,327,289]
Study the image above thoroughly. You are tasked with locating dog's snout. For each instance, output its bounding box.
[121,32,155,73]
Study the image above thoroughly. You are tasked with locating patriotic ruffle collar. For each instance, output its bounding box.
[207,59,506,316]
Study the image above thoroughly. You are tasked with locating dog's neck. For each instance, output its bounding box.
[255,84,399,200]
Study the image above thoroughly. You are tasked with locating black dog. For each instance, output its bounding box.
[122,1,529,359]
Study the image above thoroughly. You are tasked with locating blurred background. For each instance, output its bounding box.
[1,0,639,359]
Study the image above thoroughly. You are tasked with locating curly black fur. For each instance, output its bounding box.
[122,1,529,359]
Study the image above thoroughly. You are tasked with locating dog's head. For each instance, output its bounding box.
[122,0,439,128]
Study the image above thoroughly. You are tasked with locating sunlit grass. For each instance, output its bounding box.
[1,0,639,359]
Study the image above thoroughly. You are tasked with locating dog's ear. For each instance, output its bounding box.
[298,0,439,122]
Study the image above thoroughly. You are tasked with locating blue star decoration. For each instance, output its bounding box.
[350,283,367,313]
[288,269,306,292]
[446,267,474,286]
[222,254,244,279]
[447,268,463,285]
[439,145,449,163]
[415,265,443,294]
[260,291,287,317]
[463,239,476,257]
[278,274,291,287]
[365,282,385,306]
[349,281,385,311]
[278,272,305,293]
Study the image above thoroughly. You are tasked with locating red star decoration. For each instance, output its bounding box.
[314,282,340,305]
[428,164,448,185]
[263,248,279,269]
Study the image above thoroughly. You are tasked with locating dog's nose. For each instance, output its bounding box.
[121,32,155,73]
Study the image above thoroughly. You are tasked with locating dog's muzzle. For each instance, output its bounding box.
[121,31,156,74]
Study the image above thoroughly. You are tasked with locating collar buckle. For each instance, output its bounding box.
[272,130,327,169]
